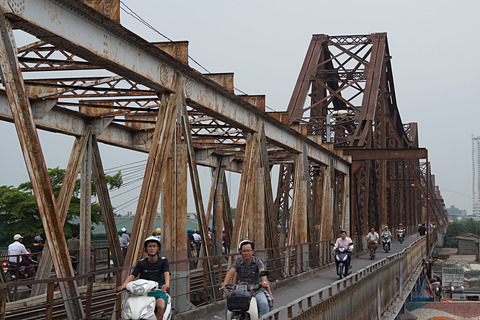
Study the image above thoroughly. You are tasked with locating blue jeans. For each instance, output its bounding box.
[255,291,270,317]
[225,291,270,318]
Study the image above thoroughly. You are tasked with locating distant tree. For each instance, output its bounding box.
[447,205,464,216]
[444,219,480,247]
[0,167,122,247]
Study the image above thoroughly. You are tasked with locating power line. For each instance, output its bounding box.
[119,1,255,97]
[442,189,473,199]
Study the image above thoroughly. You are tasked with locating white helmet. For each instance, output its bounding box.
[121,227,127,233]
[13,234,23,241]
[144,236,161,248]
[238,239,255,251]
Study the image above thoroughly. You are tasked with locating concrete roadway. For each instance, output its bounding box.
[182,234,419,320]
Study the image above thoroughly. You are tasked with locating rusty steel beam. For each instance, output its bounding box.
[258,124,278,251]
[162,122,192,312]
[81,0,120,23]
[91,136,124,268]
[342,148,428,161]
[78,133,92,283]
[125,80,183,267]
[222,169,234,254]
[31,126,91,297]
[179,92,218,300]
[0,9,84,319]
[0,0,349,174]
[231,132,256,253]
[288,145,309,245]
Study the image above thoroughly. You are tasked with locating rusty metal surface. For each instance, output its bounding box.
[284,33,448,245]
[0,1,447,317]
[0,9,84,319]
[0,0,350,174]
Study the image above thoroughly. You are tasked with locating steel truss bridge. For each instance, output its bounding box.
[0,1,447,319]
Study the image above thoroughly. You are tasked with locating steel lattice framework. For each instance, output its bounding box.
[285,33,448,247]
[0,2,448,317]
[0,1,355,316]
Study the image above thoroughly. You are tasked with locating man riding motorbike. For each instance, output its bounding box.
[332,230,353,277]
[220,240,273,318]
[6,234,35,280]
[381,226,392,252]
[118,236,170,320]
[365,227,379,259]
[397,223,406,243]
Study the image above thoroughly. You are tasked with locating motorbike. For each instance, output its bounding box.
[368,241,377,260]
[397,229,405,243]
[223,270,271,320]
[382,234,391,253]
[2,257,36,282]
[121,279,172,320]
[331,243,353,279]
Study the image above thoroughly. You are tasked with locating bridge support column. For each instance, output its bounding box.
[31,128,91,296]
[288,145,310,272]
[162,122,193,312]
[79,133,92,284]
[91,136,124,269]
[179,94,217,299]
[319,165,334,240]
[125,78,184,267]
[0,10,84,318]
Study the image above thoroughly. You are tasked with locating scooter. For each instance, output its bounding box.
[368,242,377,260]
[382,234,391,253]
[397,229,405,243]
[331,243,353,279]
[2,257,36,282]
[223,270,271,320]
[121,279,172,320]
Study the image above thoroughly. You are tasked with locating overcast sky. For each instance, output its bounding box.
[1,0,479,215]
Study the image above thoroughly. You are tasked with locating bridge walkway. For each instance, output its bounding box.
[178,234,421,319]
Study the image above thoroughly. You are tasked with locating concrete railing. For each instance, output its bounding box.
[260,236,427,320]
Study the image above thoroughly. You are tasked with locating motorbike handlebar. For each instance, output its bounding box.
[222,283,261,291]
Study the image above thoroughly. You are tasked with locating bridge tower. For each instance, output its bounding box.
[283,33,448,247]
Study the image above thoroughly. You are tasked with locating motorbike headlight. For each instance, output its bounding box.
[335,255,340,261]
[139,300,156,319]
[121,303,132,319]
[342,256,347,261]
[131,283,146,295]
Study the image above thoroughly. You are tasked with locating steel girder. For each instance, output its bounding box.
[0,0,349,174]
[0,9,83,319]
[0,1,354,311]
[285,33,448,243]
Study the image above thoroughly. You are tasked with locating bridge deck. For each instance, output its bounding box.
[183,234,420,319]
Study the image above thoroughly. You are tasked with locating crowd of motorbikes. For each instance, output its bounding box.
[2,229,407,320]
[334,228,406,279]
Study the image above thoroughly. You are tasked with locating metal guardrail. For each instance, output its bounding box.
[0,234,426,319]
[0,239,338,317]
[168,239,337,308]
[260,236,427,319]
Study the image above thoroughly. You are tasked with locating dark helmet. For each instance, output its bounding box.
[238,239,255,251]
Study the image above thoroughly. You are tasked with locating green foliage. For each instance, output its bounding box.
[445,219,480,247]
[447,205,466,216]
[0,167,122,247]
